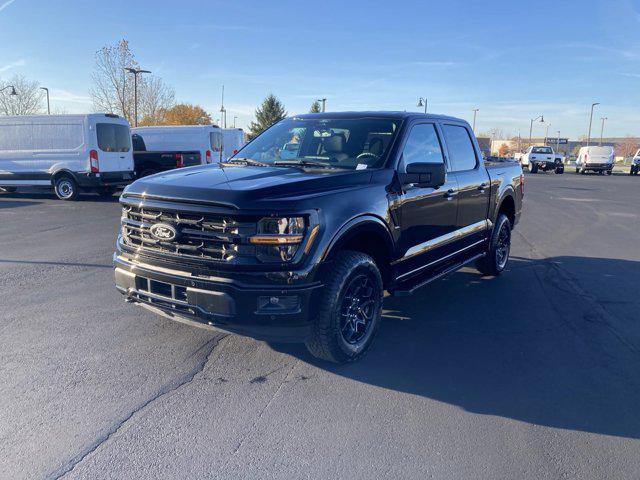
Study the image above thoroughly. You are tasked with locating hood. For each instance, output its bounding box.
[122,164,373,208]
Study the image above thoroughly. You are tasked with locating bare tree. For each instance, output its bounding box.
[0,74,45,115]
[90,39,174,124]
[614,136,639,158]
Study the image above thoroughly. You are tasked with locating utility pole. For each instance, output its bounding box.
[586,102,599,146]
[40,87,50,114]
[417,97,427,114]
[529,115,544,147]
[472,108,479,132]
[125,67,151,127]
[599,117,607,146]
[220,85,227,128]
[556,130,561,151]
[233,116,238,128]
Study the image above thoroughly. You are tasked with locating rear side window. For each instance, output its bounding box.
[96,123,131,152]
[210,132,223,151]
[442,124,477,171]
[401,123,444,166]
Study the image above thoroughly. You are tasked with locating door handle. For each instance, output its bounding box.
[444,189,458,200]
[478,182,488,192]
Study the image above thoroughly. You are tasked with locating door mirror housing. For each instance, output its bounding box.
[399,162,445,188]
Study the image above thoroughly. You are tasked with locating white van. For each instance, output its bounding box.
[222,128,245,160]
[0,113,135,200]
[131,125,224,165]
[575,146,614,175]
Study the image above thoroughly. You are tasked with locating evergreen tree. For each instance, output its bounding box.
[310,100,322,113]
[247,94,287,140]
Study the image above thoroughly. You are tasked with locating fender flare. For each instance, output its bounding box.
[321,214,395,262]
[494,187,516,223]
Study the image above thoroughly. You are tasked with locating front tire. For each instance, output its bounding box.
[606,170,612,176]
[529,163,538,174]
[305,251,383,363]
[53,175,79,201]
[476,214,511,276]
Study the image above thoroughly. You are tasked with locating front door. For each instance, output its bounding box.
[392,122,459,282]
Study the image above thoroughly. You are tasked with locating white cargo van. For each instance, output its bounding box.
[131,125,224,164]
[0,113,135,200]
[575,146,614,175]
[222,128,245,159]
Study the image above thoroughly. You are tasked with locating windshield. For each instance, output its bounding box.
[532,147,552,154]
[234,117,400,169]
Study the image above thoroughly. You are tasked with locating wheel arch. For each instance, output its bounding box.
[321,215,395,288]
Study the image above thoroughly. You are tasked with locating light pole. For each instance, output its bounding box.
[472,108,479,132]
[586,102,599,146]
[529,115,544,147]
[40,87,50,114]
[220,85,227,128]
[599,117,607,146]
[556,130,561,151]
[545,123,551,144]
[316,98,326,112]
[417,97,427,114]
[125,67,151,127]
[233,116,238,128]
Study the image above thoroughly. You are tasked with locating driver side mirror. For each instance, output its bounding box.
[399,162,445,188]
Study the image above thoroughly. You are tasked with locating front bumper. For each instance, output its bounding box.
[113,253,321,342]
[76,171,135,188]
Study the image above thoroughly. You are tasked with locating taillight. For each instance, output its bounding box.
[89,149,99,173]
[520,173,525,198]
[206,150,211,163]
[175,153,184,168]
[233,149,238,155]
[584,154,588,162]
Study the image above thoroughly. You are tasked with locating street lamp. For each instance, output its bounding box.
[472,108,479,132]
[233,116,238,128]
[545,123,551,144]
[40,87,50,114]
[599,117,607,146]
[556,130,561,151]
[125,67,151,127]
[417,97,427,114]
[0,85,18,96]
[586,102,599,146]
[529,115,544,146]
[316,98,326,112]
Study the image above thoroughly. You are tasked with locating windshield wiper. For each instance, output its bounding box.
[274,159,344,169]
[224,157,269,167]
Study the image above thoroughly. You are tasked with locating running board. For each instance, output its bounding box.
[391,253,486,297]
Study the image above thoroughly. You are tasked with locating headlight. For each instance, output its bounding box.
[250,217,306,262]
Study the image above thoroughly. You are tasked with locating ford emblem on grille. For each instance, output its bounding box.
[149,223,178,241]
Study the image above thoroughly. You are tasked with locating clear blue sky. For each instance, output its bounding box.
[1,0,639,138]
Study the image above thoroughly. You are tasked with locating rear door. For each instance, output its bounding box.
[393,122,459,282]
[95,121,133,172]
[441,123,491,250]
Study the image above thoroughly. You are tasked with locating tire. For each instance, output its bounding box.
[529,163,538,174]
[53,175,79,201]
[630,167,635,176]
[305,251,384,363]
[575,167,579,174]
[0,186,17,193]
[476,214,512,276]
[555,167,564,174]
[606,170,612,176]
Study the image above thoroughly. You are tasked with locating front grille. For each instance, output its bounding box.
[121,205,256,262]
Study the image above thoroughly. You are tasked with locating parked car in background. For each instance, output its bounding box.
[520,146,564,174]
[0,113,134,200]
[629,149,640,176]
[131,125,223,165]
[114,112,523,363]
[132,133,201,178]
[575,146,614,175]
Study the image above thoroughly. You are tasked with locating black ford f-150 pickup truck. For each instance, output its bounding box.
[114,112,523,363]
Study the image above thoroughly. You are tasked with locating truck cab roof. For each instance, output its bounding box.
[292,111,468,124]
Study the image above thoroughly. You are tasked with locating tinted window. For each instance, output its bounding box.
[532,147,552,154]
[401,123,444,166]
[442,125,477,171]
[96,123,130,152]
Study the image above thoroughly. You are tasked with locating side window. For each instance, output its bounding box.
[401,123,444,167]
[442,124,477,171]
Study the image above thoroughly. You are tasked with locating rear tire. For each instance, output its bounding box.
[555,167,564,174]
[0,186,17,193]
[529,163,538,174]
[476,214,511,276]
[305,251,383,364]
[606,170,612,176]
[53,175,79,201]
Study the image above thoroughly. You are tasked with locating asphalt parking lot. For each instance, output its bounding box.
[1,171,639,480]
